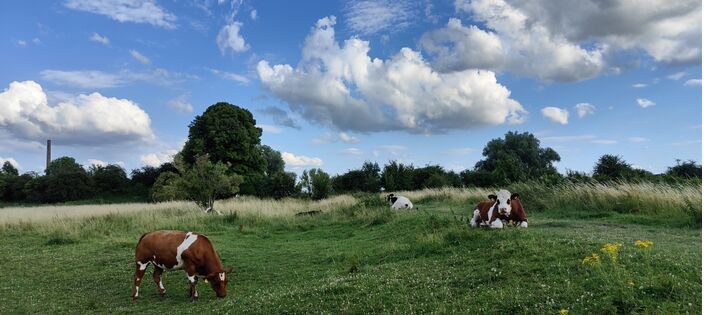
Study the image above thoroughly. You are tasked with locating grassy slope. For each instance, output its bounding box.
[0,199,700,314]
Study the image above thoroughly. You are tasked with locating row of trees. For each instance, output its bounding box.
[1,104,700,207]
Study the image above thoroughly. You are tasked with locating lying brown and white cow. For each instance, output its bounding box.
[132,230,233,301]
[470,189,528,228]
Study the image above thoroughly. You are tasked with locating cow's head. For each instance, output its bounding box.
[206,267,233,298]
[495,189,514,217]
[386,194,397,205]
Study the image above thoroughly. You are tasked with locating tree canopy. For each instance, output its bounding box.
[181,102,265,177]
[469,131,561,186]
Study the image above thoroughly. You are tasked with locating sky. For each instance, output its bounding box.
[0,0,701,177]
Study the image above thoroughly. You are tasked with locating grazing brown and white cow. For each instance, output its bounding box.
[132,230,233,301]
[499,193,528,228]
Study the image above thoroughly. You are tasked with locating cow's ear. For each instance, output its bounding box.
[511,193,520,200]
[206,271,217,279]
[224,267,233,274]
[488,194,497,200]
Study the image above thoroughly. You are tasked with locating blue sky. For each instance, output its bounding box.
[0,0,701,177]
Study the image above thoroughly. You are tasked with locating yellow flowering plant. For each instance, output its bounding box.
[634,240,654,249]
[601,243,623,262]
[582,253,601,266]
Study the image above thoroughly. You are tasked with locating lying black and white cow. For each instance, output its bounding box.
[386,194,413,209]
[470,189,528,228]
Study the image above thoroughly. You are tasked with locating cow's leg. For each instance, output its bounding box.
[490,219,504,229]
[153,266,166,297]
[185,266,199,302]
[132,261,149,299]
[470,209,480,228]
[518,221,528,228]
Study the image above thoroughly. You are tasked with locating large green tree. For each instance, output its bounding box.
[469,131,561,186]
[181,102,265,178]
[89,164,129,195]
[382,161,414,191]
[29,157,93,203]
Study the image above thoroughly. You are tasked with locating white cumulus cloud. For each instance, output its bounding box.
[0,81,155,145]
[140,149,178,167]
[281,152,323,167]
[541,107,569,124]
[0,157,20,170]
[257,16,526,133]
[65,0,177,29]
[217,21,249,54]
[636,98,655,108]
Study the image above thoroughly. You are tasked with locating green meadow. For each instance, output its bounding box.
[0,183,701,314]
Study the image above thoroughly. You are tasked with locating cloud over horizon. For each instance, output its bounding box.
[0,81,155,145]
[258,16,527,134]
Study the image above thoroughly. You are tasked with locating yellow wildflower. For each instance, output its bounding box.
[601,242,623,262]
[559,310,569,315]
[628,280,635,287]
[582,253,601,266]
[634,240,654,249]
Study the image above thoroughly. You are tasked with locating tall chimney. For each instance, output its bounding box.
[46,139,51,171]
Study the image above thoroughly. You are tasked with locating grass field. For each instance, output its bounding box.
[0,184,701,314]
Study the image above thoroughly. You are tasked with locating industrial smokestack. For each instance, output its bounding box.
[46,139,51,171]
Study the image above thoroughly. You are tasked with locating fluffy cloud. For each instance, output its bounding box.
[433,0,700,81]
[129,50,150,65]
[87,159,108,167]
[250,9,257,20]
[140,149,178,167]
[217,21,249,54]
[344,0,416,35]
[281,152,323,167]
[476,0,699,64]
[0,81,154,145]
[636,98,655,108]
[424,0,605,82]
[0,157,20,169]
[90,32,110,45]
[541,107,569,124]
[574,103,595,118]
[65,0,177,29]
[419,18,504,72]
[258,16,526,133]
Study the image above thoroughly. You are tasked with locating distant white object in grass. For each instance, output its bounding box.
[387,194,413,209]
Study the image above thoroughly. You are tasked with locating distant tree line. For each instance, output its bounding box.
[1,104,699,206]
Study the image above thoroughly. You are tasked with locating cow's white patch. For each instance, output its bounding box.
[470,209,480,228]
[486,203,496,225]
[519,221,528,228]
[135,286,139,297]
[159,279,165,290]
[175,232,198,269]
[219,272,225,281]
[490,218,504,229]
[188,275,196,284]
[154,262,167,270]
[137,261,149,271]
